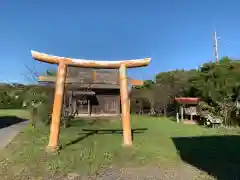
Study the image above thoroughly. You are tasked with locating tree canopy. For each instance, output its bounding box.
[130,57,240,125]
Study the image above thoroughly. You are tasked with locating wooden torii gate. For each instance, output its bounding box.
[31,50,151,152]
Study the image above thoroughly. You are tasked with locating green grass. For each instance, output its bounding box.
[0,115,240,179]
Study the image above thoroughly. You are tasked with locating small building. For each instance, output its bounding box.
[175,97,200,124]
[38,67,143,117]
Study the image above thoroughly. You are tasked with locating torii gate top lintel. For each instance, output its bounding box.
[31,50,151,68]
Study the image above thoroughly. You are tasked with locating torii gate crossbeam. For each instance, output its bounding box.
[31,50,151,153]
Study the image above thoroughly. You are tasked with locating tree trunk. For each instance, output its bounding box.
[164,105,167,116]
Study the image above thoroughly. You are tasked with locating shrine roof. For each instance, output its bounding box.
[175,97,200,104]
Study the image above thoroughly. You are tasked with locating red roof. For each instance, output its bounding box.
[175,97,200,104]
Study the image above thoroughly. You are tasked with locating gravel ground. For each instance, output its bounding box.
[62,164,215,180]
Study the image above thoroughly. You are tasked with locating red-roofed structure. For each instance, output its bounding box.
[175,97,200,105]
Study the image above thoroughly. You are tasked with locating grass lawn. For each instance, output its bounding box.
[0,114,240,179]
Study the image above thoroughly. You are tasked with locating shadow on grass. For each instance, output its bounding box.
[61,128,148,150]
[69,118,114,127]
[0,116,27,129]
[172,135,240,180]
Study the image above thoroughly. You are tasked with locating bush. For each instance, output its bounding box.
[29,101,52,127]
[0,95,23,109]
[23,86,54,127]
[37,101,52,125]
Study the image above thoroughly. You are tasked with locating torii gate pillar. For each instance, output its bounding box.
[119,64,132,146]
[46,62,67,152]
[31,50,151,152]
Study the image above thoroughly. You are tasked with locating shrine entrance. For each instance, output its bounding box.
[31,50,151,152]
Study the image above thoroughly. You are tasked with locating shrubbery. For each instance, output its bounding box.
[0,90,24,109]
[131,57,240,126]
[24,86,54,127]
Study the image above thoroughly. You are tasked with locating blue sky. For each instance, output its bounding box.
[0,0,240,84]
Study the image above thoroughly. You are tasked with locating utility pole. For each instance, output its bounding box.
[213,27,219,63]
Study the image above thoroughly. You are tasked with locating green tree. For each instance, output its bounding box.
[130,57,240,125]
[187,59,240,125]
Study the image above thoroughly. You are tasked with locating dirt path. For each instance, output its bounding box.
[61,164,215,180]
[0,121,28,149]
[88,166,214,180]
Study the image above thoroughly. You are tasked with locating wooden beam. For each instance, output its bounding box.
[46,62,67,153]
[69,91,72,113]
[119,64,132,146]
[38,76,84,83]
[128,78,144,86]
[67,91,95,95]
[88,100,91,116]
[92,71,97,82]
[38,76,57,82]
[73,99,77,115]
[38,75,143,86]
[31,50,151,68]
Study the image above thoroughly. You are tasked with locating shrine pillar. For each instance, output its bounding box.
[119,64,132,146]
[46,62,67,152]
